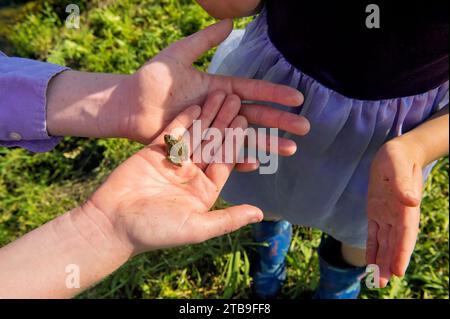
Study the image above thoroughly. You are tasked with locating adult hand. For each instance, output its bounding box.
[86,93,263,256]
[0,92,263,298]
[366,139,424,288]
[47,20,309,163]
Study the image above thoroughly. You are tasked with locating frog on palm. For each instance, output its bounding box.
[164,135,189,167]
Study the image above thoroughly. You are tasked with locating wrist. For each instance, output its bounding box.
[388,111,449,167]
[106,74,136,140]
[72,201,134,263]
[385,135,427,167]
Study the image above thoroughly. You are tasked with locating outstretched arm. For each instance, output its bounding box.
[45,20,308,159]
[196,0,263,19]
[46,20,309,165]
[0,96,263,298]
[2,20,307,155]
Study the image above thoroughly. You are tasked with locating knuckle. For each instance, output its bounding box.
[211,90,227,100]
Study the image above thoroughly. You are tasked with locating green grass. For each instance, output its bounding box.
[0,0,448,299]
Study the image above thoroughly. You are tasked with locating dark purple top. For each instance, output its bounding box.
[266,0,449,100]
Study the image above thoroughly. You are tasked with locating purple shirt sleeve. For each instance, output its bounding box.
[0,51,69,152]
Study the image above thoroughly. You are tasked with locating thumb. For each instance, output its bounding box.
[188,205,264,244]
[391,163,422,207]
[163,19,233,65]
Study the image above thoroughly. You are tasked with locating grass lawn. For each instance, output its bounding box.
[0,0,448,299]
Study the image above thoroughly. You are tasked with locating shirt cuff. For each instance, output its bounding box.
[0,56,69,153]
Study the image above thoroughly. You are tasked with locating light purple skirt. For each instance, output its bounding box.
[209,11,449,248]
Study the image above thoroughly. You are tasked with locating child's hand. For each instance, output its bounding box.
[0,93,264,298]
[87,94,263,256]
[366,138,425,288]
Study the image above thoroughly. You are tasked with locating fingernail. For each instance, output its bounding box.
[251,214,262,224]
[294,92,304,105]
[292,119,310,135]
[288,91,304,106]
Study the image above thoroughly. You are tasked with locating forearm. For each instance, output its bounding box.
[394,106,449,166]
[0,203,131,298]
[196,0,262,19]
[46,70,129,138]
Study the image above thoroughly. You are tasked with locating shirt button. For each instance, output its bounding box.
[9,132,22,141]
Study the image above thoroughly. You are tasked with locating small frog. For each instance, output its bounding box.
[164,134,188,167]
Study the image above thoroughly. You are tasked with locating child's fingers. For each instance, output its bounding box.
[245,130,298,157]
[150,105,202,147]
[391,207,420,277]
[235,157,260,173]
[187,91,227,156]
[390,160,422,207]
[376,225,393,288]
[195,95,242,171]
[185,205,264,244]
[205,115,248,190]
[366,220,379,265]
[240,103,310,136]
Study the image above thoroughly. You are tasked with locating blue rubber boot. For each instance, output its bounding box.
[314,236,366,299]
[252,220,293,299]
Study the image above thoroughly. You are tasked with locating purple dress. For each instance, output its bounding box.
[209,10,449,248]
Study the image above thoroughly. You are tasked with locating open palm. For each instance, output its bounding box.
[88,101,263,256]
[366,141,423,288]
[112,20,309,157]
